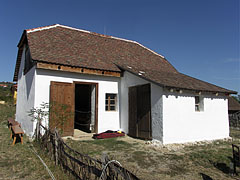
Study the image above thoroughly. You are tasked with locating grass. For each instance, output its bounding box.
[1,101,240,179]
[65,129,240,180]
[0,104,71,180]
[0,85,13,103]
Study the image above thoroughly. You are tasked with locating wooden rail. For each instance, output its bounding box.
[232,144,240,175]
[35,122,139,180]
[229,111,240,128]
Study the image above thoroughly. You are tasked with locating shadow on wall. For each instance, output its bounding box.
[25,69,34,100]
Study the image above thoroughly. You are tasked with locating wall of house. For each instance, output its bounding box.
[120,71,163,141]
[16,45,36,136]
[34,69,120,134]
[162,91,229,144]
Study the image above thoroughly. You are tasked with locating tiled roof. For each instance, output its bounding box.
[228,97,240,111]
[117,64,235,93]
[26,24,176,73]
[14,24,236,94]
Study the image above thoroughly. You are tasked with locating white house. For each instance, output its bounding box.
[13,24,236,144]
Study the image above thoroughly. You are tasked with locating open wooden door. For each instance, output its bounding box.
[128,86,137,137]
[50,81,74,136]
[128,84,152,139]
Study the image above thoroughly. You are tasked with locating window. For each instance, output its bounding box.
[105,94,117,111]
[195,96,204,112]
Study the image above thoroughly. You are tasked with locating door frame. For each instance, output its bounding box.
[73,81,99,133]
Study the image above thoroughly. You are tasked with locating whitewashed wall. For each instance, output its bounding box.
[162,92,229,144]
[16,45,36,136]
[16,54,229,143]
[34,69,120,134]
[120,71,163,141]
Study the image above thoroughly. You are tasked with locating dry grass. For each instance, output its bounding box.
[1,102,240,179]
[0,104,71,180]
[65,129,240,180]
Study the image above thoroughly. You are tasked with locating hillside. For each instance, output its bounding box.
[0,82,15,103]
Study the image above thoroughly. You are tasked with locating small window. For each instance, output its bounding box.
[105,94,117,111]
[195,96,204,112]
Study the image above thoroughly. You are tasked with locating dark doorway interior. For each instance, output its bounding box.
[75,84,92,132]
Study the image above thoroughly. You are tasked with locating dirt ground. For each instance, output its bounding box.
[65,129,240,180]
[1,104,240,179]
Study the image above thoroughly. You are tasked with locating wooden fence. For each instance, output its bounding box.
[35,122,139,180]
[229,111,240,129]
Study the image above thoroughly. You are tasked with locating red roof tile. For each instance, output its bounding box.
[14,24,236,94]
[228,97,240,111]
[26,25,176,73]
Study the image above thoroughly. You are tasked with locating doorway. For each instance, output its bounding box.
[49,81,98,136]
[128,83,152,139]
[74,82,98,133]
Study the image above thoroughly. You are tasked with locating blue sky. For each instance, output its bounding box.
[0,0,239,93]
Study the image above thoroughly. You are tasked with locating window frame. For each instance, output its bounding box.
[195,96,204,112]
[105,93,117,111]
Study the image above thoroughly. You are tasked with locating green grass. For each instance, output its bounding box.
[0,103,71,180]
[0,104,15,122]
[0,86,13,103]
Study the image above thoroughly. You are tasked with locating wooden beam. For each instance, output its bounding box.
[36,62,121,77]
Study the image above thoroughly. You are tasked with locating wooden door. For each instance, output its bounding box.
[128,86,137,137]
[128,84,152,139]
[137,84,152,139]
[50,81,74,136]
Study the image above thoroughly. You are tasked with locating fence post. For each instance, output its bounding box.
[36,121,39,141]
[55,129,58,165]
[101,152,108,180]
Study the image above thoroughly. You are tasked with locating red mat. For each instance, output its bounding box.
[93,131,125,139]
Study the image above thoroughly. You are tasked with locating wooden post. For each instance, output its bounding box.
[36,121,39,141]
[101,152,108,180]
[136,123,139,138]
[55,129,58,165]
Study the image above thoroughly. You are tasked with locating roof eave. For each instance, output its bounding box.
[35,61,122,77]
[116,64,237,95]
[13,31,28,81]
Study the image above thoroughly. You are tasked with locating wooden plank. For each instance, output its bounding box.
[128,84,152,139]
[12,125,24,134]
[128,86,137,137]
[8,118,15,124]
[137,84,152,139]
[50,81,74,136]
[11,125,24,145]
[37,62,121,77]
[232,144,240,174]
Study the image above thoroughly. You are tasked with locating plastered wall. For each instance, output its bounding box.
[35,69,120,134]
[162,92,229,144]
[16,46,36,136]
[120,71,163,141]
